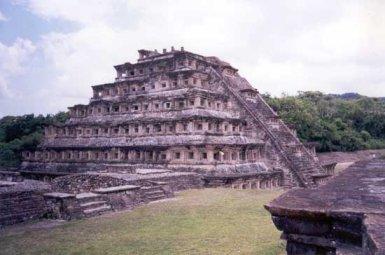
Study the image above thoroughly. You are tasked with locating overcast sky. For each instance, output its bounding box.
[0,0,385,117]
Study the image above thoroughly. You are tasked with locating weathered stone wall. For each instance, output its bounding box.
[0,181,50,227]
[203,171,283,189]
[103,190,142,210]
[0,171,24,182]
[271,213,363,254]
[44,193,83,220]
[51,174,130,193]
[126,173,204,191]
[265,160,385,254]
[21,162,107,173]
[51,172,201,193]
[0,191,47,227]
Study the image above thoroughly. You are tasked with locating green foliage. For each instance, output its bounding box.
[0,112,68,167]
[263,91,385,152]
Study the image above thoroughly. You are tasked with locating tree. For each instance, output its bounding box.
[0,112,68,166]
[264,91,385,152]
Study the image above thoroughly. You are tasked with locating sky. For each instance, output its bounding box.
[0,0,385,117]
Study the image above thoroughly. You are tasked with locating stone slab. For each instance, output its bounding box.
[94,185,140,194]
[43,192,75,199]
[103,171,199,182]
[75,192,100,199]
[0,181,17,187]
[265,159,385,254]
[266,160,385,216]
[0,171,20,175]
[149,181,168,185]
[0,180,50,194]
[136,168,171,175]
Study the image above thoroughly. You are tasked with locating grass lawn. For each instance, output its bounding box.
[0,188,285,255]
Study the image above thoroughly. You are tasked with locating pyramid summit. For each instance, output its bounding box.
[22,47,330,188]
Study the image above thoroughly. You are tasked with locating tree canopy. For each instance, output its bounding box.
[263,91,385,152]
[0,112,68,167]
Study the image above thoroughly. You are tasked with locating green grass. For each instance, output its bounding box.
[0,188,285,255]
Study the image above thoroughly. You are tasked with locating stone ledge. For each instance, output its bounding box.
[136,168,171,175]
[44,192,75,199]
[94,185,140,194]
[0,181,17,187]
[0,171,21,176]
[149,181,168,185]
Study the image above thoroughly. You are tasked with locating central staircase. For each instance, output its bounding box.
[208,67,327,188]
[76,193,112,217]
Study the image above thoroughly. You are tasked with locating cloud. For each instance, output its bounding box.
[0,10,7,21]
[1,0,385,116]
[26,0,130,27]
[21,0,266,113]
[236,1,385,96]
[0,38,36,98]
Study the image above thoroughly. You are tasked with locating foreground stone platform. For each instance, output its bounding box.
[265,159,385,255]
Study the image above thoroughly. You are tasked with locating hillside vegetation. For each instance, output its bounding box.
[0,112,68,167]
[264,91,385,152]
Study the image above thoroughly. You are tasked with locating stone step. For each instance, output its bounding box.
[0,181,17,188]
[83,205,112,217]
[76,192,103,203]
[80,201,108,211]
[94,185,140,194]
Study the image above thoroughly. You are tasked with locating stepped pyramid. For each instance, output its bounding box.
[22,47,329,188]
